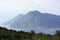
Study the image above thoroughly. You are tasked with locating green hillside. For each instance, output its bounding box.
[0,27,60,40]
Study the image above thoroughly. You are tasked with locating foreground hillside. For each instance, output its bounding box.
[0,27,60,40]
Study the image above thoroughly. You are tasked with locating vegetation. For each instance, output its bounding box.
[0,27,60,40]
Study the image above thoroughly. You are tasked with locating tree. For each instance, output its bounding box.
[30,30,35,34]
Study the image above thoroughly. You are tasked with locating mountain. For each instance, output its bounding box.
[3,10,60,34]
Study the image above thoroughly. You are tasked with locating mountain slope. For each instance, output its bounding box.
[3,14,24,25]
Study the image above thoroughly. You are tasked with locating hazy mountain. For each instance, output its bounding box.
[3,10,60,34]
[3,14,24,25]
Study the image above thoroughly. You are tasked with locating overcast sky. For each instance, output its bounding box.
[0,0,60,24]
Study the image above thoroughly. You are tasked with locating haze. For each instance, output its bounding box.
[0,0,60,24]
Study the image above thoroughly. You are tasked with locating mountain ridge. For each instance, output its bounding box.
[3,10,60,34]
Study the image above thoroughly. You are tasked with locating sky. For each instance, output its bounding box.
[0,0,60,24]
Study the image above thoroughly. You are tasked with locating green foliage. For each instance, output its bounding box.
[0,27,60,40]
[54,30,60,40]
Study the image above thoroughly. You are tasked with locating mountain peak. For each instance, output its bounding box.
[26,10,42,16]
[28,10,40,13]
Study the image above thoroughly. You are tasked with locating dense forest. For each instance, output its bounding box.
[0,27,60,40]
